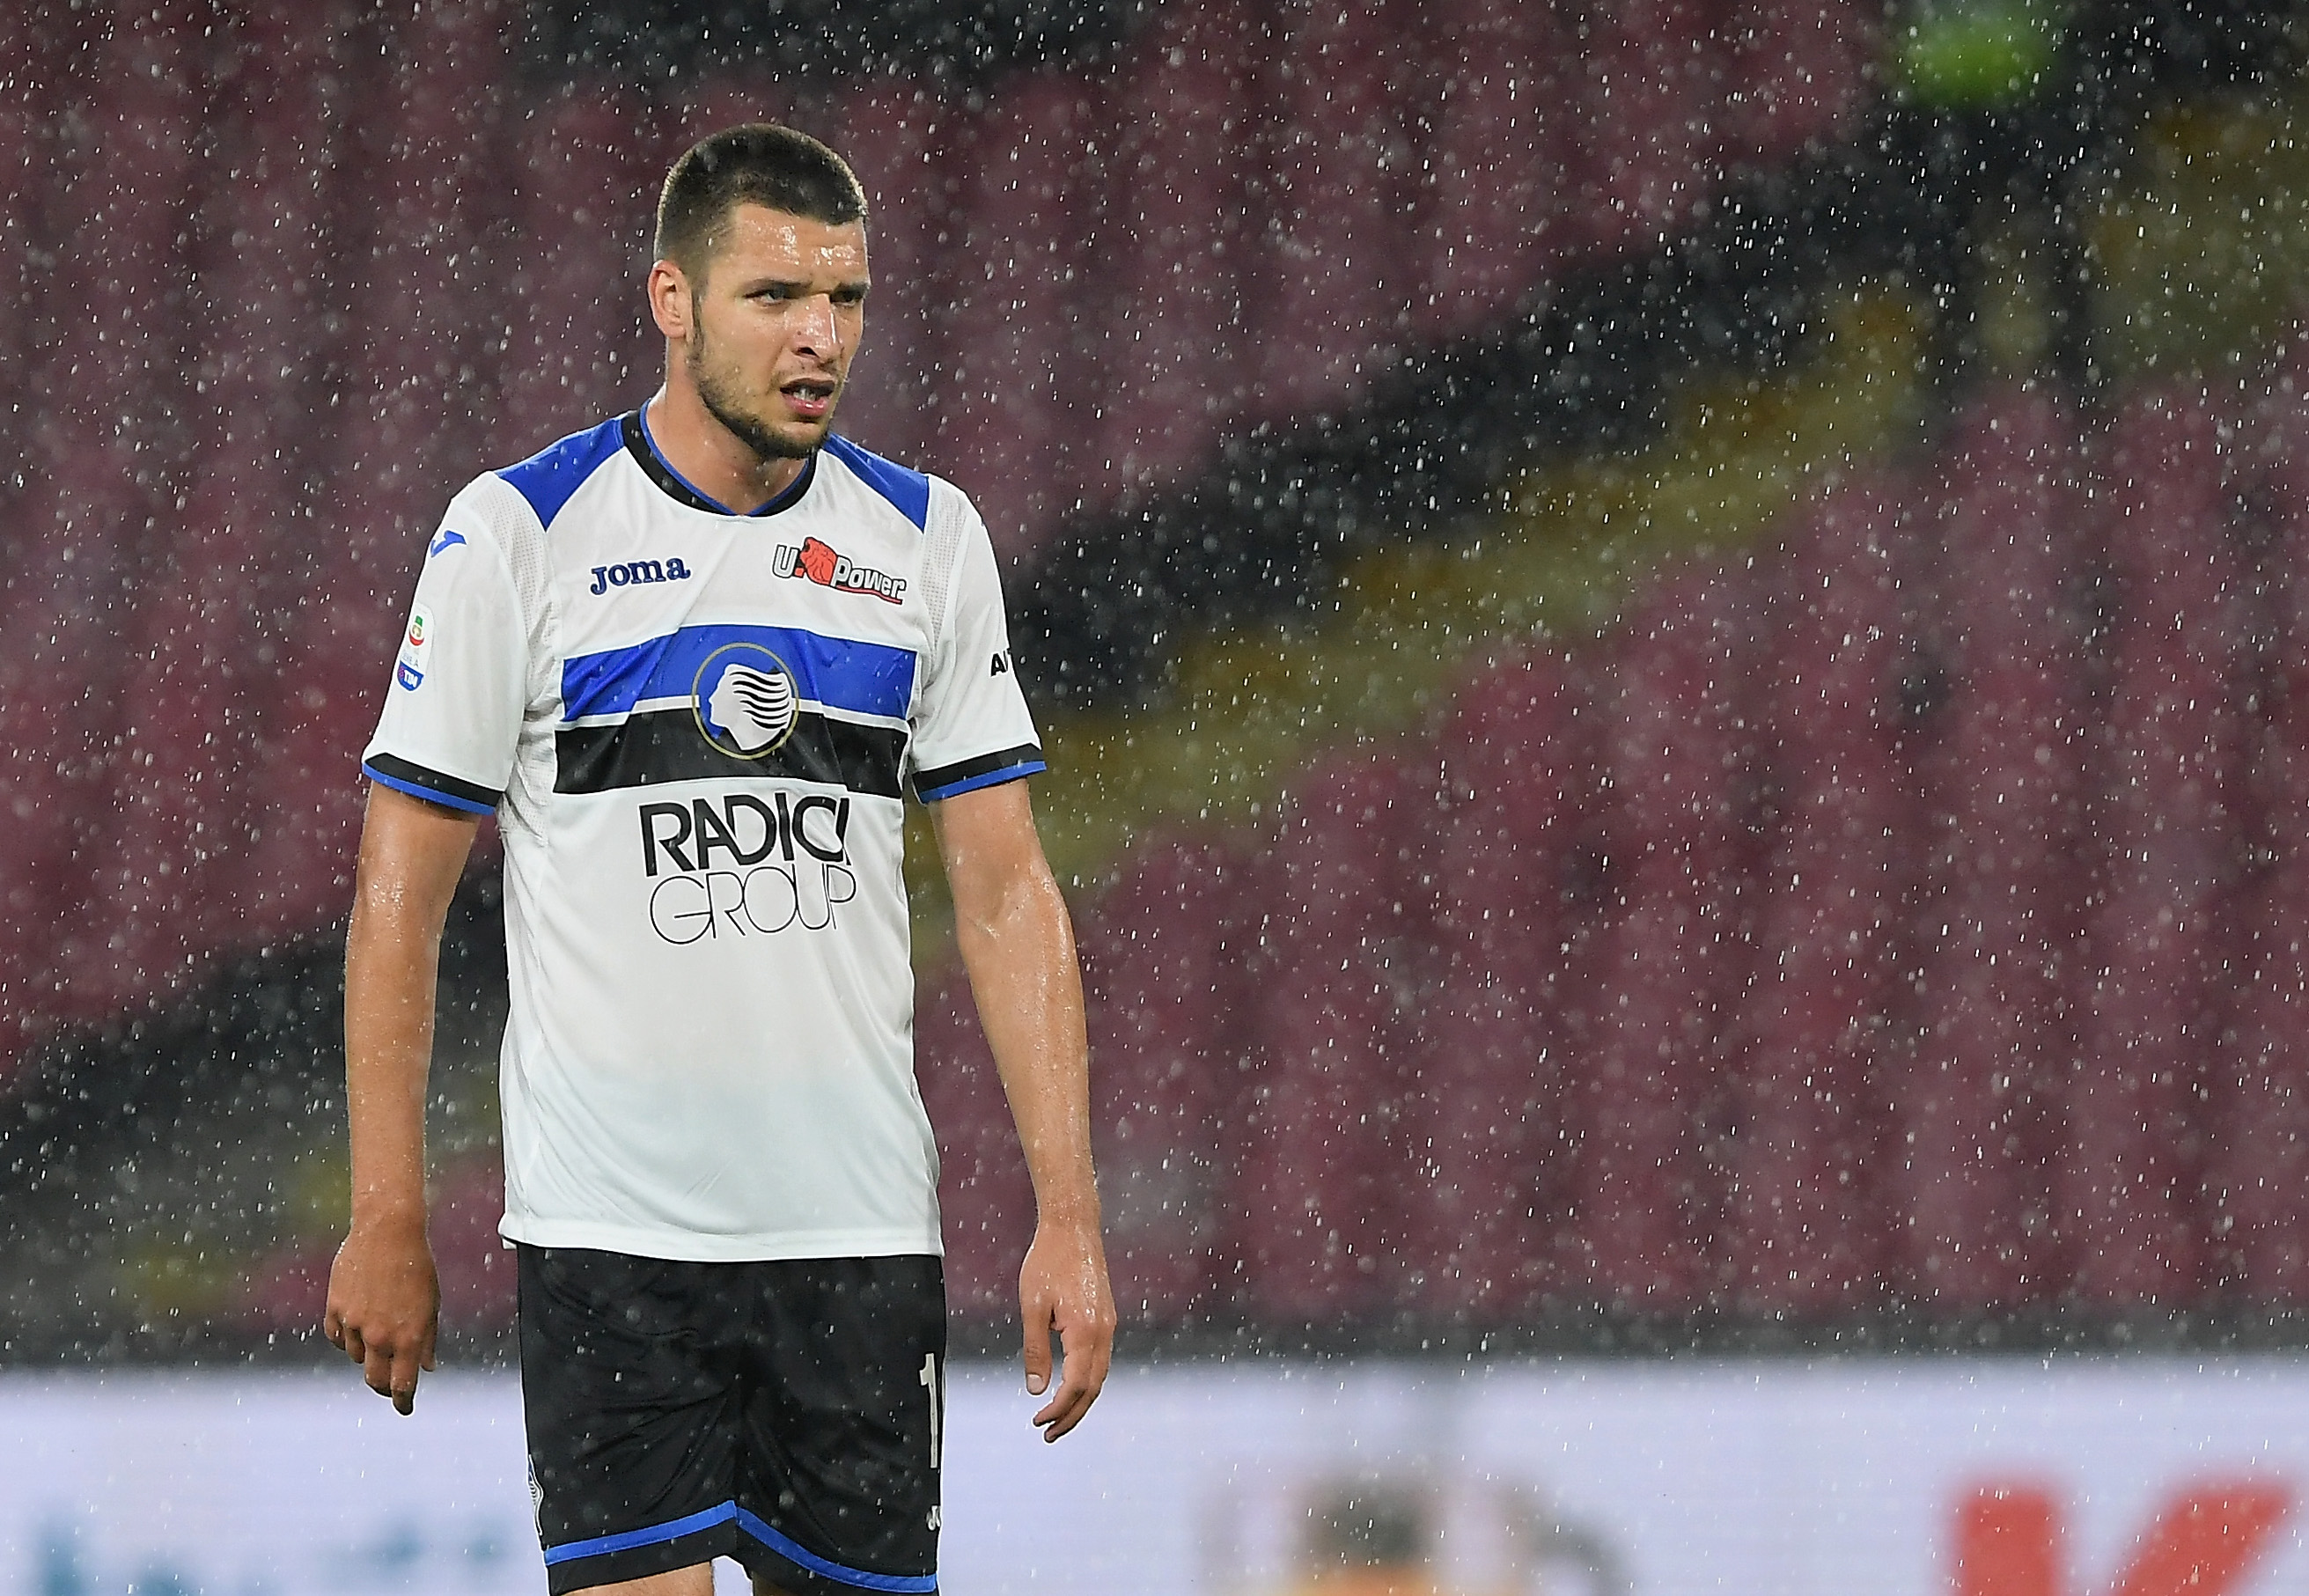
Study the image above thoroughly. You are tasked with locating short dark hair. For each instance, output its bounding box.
[654,124,867,277]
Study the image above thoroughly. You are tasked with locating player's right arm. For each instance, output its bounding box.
[324,782,480,1414]
[325,485,528,1413]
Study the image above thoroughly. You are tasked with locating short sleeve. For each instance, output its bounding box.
[907,487,1045,802]
[360,503,528,814]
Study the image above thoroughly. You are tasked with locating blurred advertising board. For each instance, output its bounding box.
[0,1359,2304,1594]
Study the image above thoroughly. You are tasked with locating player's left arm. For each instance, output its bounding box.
[932,776,1114,1441]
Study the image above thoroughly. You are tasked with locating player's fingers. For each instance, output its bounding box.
[1034,1332,1110,1440]
[340,1323,367,1365]
[321,1305,344,1351]
[363,1340,397,1401]
[1019,1294,1054,1398]
[389,1344,423,1416]
[1033,1372,1094,1439]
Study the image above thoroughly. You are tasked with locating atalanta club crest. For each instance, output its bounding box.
[692,642,800,757]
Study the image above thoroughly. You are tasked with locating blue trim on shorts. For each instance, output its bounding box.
[541,1499,936,1592]
[541,1501,737,1564]
[735,1506,938,1592]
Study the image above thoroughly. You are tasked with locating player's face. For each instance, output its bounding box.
[685,204,869,461]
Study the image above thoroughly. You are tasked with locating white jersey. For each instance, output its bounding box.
[362,410,1044,1261]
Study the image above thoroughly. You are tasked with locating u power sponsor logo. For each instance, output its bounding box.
[775,536,905,604]
[637,791,856,945]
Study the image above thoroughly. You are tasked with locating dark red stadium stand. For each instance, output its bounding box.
[1892,387,2089,1307]
[1719,0,1880,160]
[238,4,520,939]
[18,6,219,1027]
[1077,832,1257,1320]
[1232,750,1439,1321]
[0,5,49,591]
[1566,0,1725,255]
[1083,0,1263,487]
[75,10,356,1018]
[658,63,796,148]
[0,2,1893,1076]
[913,960,1035,1320]
[1408,647,1594,1316]
[1561,566,1763,1310]
[924,74,1105,559]
[85,463,280,1017]
[2060,389,2250,1305]
[44,1,2309,1340]
[1244,3,1422,423]
[2203,354,2309,1297]
[1719,479,1916,1313]
[1405,0,1577,339]
[489,84,665,462]
[0,0,79,1037]
[0,635,108,1047]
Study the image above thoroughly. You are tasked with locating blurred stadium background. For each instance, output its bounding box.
[9,0,2309,1590]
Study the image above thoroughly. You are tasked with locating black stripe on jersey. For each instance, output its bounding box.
[364,752,503,813]
[912,744,1045,800]
[555,708,907,799]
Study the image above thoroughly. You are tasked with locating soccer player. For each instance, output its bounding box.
[322,124,1114,1595]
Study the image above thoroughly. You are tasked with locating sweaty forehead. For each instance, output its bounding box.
[705,203,869,282]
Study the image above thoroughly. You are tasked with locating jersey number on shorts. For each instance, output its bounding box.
[919,1352,945,1471]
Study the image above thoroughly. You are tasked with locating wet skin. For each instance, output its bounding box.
[643,204,871,513]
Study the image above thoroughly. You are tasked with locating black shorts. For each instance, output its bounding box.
[517,1246,945,1595]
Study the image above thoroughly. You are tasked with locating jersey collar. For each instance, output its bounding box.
[623,408,816,518]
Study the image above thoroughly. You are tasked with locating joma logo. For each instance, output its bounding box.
[590,558,694,595]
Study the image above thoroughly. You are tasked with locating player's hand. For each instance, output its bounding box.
[322,1214,440,1416]
[1018,1216,1114,1442]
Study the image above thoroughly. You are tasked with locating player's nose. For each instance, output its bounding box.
[793,293,840,357]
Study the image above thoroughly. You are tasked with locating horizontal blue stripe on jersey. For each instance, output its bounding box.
[734,1505,938,1592]
[563,624,916,724]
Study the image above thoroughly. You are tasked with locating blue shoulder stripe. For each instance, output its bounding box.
[563,623,917,724]
[823,434,931,531]
[496,416,626,530]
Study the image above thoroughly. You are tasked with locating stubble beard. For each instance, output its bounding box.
[688,315,826,465]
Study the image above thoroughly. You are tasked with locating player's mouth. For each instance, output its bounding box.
[779,377,837,422]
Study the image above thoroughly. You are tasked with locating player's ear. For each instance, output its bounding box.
[648,259,691,341]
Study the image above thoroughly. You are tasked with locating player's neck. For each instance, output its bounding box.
[642,386,806,515]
